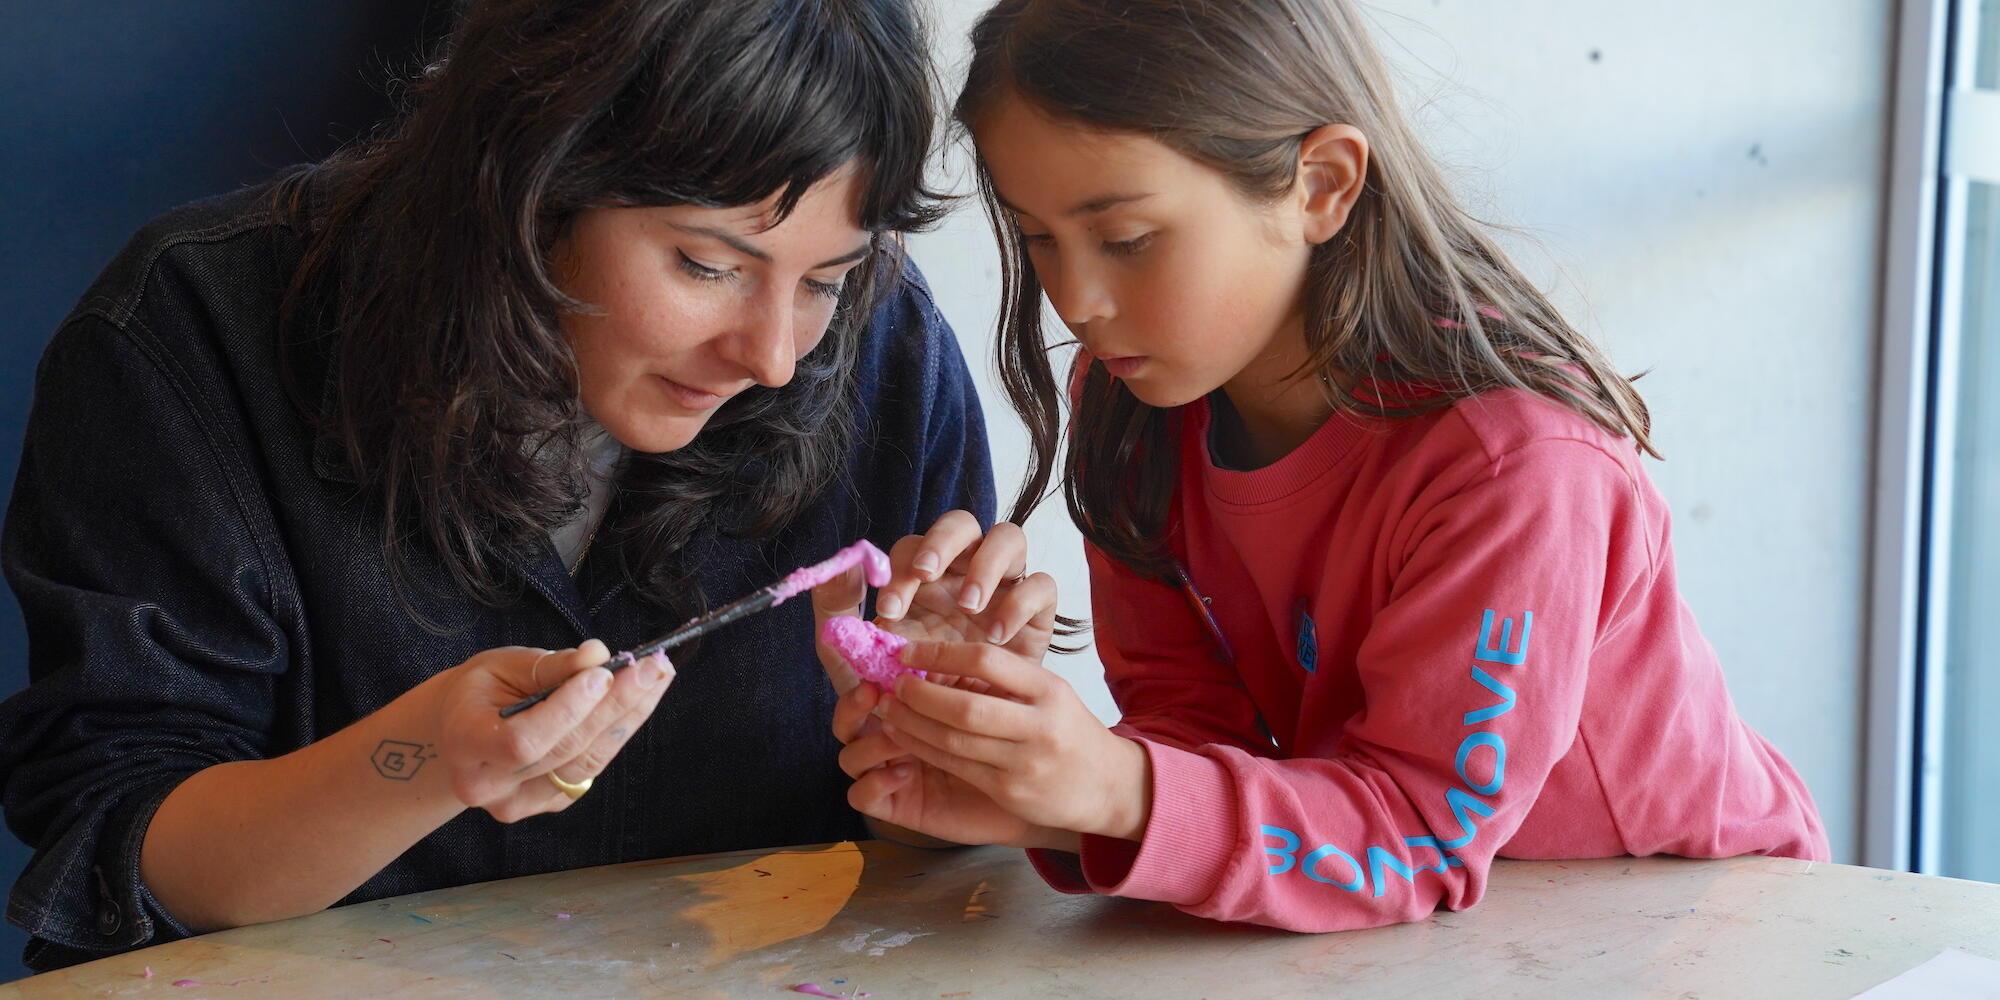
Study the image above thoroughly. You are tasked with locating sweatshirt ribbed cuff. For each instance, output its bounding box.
[1080,739,1238,906]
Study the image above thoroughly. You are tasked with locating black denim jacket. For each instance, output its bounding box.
[0,182,993,971]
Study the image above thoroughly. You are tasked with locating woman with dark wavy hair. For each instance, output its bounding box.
[0,0,1009,970]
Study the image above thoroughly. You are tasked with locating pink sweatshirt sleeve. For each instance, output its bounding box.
[1032,358,1288,894]
[1060,439,1645,930]
[1027,540,1277,893]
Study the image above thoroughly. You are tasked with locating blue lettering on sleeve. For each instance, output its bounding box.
[1302,844,1365,892]
[1453,732,1507,797]
[1366,843,1462,897]
[1254,608,1538,900]
[1261,824,1301,875]
[1463,666,1518,724]
[1475,609,1534,666]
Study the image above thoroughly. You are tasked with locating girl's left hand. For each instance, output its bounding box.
[873,512,1059,664]
[809,512,1057,696]
[881,640,1153,843]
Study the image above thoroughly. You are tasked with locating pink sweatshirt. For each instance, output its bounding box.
[1029,388,1829,931]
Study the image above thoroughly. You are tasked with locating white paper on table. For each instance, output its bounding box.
[1852,949,2000,999]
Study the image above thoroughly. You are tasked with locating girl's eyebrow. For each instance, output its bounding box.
[995,191,1155,219]
[1065,192,1152,216]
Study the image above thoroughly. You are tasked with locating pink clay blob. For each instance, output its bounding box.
[820,616,923,688]
[775,540,892,600]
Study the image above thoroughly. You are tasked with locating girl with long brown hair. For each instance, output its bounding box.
[833,0,1829,932]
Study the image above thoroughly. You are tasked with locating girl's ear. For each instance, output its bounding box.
[1296,124,1370,245]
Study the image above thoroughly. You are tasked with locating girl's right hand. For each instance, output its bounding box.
[434,641,675,822]
[811,511,1060,847]
[832,679,1039,848]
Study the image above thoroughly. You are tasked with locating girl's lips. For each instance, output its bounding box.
[1099,355,1146,378]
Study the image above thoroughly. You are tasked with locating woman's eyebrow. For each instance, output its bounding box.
[669,223,871,269]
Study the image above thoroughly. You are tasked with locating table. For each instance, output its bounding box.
[5,842,1997,998]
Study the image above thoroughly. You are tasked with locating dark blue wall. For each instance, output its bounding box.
[0,4,446,980]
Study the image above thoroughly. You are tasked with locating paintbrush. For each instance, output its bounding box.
[497,539,891,718]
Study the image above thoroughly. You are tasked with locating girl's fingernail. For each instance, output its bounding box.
[583,670,609,695]
[915,553,941,576]
[878,593,904,619]
[959,584,983,610]
[988,624,1005,644]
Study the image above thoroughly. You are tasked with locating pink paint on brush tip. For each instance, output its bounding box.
[820,617,923,688]
[173,979,201,988]
[775,540,892,599]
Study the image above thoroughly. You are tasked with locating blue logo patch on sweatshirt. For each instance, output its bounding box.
[1295,601,1318,674]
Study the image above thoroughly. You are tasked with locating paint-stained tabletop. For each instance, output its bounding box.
[4,842,1997,998]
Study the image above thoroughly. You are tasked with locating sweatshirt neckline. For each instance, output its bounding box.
[1194,395,1372,508]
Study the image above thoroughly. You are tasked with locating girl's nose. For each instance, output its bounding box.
[1045,254,1117,327]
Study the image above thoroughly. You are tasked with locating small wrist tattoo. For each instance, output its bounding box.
[371,740,437,781]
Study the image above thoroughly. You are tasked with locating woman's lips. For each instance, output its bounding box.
[657,376,732,411]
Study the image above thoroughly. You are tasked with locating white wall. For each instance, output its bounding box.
[906,0,1894,862]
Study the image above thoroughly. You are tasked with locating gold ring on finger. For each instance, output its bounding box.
[546,771,592,800]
